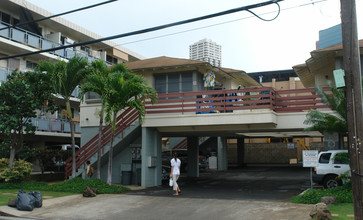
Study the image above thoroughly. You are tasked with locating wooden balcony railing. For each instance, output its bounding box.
[145,87,330,114]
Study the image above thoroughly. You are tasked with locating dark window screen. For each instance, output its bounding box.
[168,73,179,93]
[155,74,166,94]
[182,72,193,92]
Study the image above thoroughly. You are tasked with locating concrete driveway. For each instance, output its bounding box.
[0,166,314,220]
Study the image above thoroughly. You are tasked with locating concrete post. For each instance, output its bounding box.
[237,137,245,167]
[141,127,161,187]
[187,137,199,177]
[217,137,228,171]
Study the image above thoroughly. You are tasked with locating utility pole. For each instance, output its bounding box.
[340,0,363,219]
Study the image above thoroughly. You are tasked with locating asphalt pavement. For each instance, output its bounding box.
[0,166,314,220]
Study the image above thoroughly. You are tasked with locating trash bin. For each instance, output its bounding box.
[136,168,141,186]
[121,171,132,185]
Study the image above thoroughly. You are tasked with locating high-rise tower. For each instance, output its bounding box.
[189,38,221,67]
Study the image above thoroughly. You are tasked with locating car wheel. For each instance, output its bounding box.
[323,175,342,188]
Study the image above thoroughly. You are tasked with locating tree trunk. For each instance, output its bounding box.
[107,131,114,185]
[66,101,76,179]
[107,113,116,185]
[8,127,23,171]
[8,145,16,171]
[97,108,104,179]
[70,119,76,178]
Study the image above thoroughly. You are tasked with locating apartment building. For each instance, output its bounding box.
[0,0,143,149]
[189,38,222,67]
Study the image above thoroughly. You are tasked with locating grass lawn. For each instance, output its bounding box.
[329,203,354,219]
[0,189,75,206]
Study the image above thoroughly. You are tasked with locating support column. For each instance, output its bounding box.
[187,137,199,177]
[141,127,161,187]
[217,137,228,171]
[237,137,245,167]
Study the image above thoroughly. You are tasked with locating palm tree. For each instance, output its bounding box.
[103,65,157,185]
[78,60,110,179]
[304,84,346,148]
[37,56,89,178]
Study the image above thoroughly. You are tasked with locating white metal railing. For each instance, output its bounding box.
[31,117,81,133]
[0,21,110,65]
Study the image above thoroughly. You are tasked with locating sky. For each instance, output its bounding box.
[25,0,363,73]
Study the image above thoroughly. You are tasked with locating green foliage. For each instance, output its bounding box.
[104,67,157,131]
[0,69,54,169]
[0,70,53,136]
[0,158,32,183]
[0,180,48,190]
[333,152,350,164]
[37,56,90,178]
[0,178,130,194]
[337,171,351,185]
[48,178,130,194]
[291,183,352,204]
[304,84,346,134]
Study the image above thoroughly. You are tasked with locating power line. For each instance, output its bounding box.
[0,0,118,32]
[115,0,328,47]
[0,0,282,61]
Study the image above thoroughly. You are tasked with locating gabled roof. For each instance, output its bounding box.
[218,67,261,87]
[126,56,260,87]
[293,39,363,88]
[126,56,206,70]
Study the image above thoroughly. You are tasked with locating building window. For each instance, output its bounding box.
[106,55,118,64]
[26,61,37,69]
[0,11,10,24]
[154,72,194,94]
[85,92,101,102]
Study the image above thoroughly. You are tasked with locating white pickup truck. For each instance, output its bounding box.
[312,150,350,188]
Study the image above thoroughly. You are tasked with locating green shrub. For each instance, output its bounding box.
[48,178,130,194]
[0,158,32,183]
[0,178,130,194]
[291,183,353,204]
[0,180,49,190]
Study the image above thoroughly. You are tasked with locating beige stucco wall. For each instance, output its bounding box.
[262,77,304,90]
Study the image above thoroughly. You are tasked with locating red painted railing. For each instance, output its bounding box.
[173,138,187,150]
[64,107,139,179]
[145,87,330,114]
[145,87,276,114]
[274,88,330,112]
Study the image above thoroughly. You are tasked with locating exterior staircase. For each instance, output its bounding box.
[65,107,140,179]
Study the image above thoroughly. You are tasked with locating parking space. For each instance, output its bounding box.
[130,165,311,201]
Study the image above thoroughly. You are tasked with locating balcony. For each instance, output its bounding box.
[31,117,81,134]
[143,87,332,134]
[0,21,112,65]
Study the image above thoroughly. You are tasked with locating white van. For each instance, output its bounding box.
[312,150,350,188]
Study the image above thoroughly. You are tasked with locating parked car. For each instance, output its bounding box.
[312,150,350,188]
[45,144,80,171]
